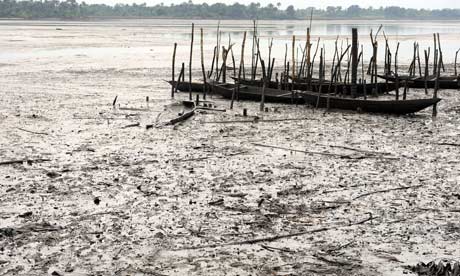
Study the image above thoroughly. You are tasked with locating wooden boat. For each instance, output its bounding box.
[300,91,441,115]
[378,74,460,89]
[232,77,395,96]
[167,81,213,93]
[211,83,304,104]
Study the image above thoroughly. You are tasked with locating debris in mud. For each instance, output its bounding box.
[407,260,460,276]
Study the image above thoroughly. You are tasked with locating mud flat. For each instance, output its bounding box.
[1,20,460,276]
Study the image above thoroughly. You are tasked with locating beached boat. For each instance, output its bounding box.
[300,91,441,114]
[378,74,460,89]
[167,81,213,93]
[211,83,304,104]
[232,77,395,96]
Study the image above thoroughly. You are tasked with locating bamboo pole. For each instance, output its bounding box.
[189,23,194,101]
[171,42,177,98]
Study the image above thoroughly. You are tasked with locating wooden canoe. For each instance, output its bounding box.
[167,81,213,93]
[300,91,441,115]
[211,83,304,104]
[378,74,460,89]
[232,77,395,96]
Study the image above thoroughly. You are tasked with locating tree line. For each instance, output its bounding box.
[0,0,459,20]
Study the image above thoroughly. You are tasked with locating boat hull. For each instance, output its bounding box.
[301,91,441,114]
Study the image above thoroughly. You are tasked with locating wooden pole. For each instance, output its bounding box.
[306,27,311,81]
[292,35,296,81]
[395,42,400,100]
[208,46,216,79]
[181,62,185,82]
[231,31,247,109]
[255,38,266,112]
[200,28,207,100]
[189,23,194,101]
[215,21,220,81]
[351,28,358,97]
[175,65,185,94]
[433,51,442,117]
[171,42,177,98]
[251,20,256,80]
[424,48,430,95]
[316,48,324,108]
[455,48,460,76]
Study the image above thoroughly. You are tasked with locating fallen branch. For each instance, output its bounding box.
[203,117,314,124]
[0,158,51,166]
[353,185,424,200]
[196,107,226,112]
[122,122,140,129]
[325,144,392,156]
[436,142,460,147]
[251,143,360,159]
[16,127,48,135]
[174,213,376,251]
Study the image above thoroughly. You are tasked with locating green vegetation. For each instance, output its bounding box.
[1,0,460,20]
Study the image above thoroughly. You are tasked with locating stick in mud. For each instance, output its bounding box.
[171,42,177,98]
[200,29,207,100]
[395,42,400,101]
[292,35,296,81]
[433,34,442,117]
[351,28,358,97]
[231,31,247,110]
[189,23,194,100]
[424,48,430,95]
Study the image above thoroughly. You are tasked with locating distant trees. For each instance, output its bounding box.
[0,0,459,20]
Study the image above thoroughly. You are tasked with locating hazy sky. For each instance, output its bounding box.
[81,0,460,9]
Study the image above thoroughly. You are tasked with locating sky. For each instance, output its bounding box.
[80,0,460,9]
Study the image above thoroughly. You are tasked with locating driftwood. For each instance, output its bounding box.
[251,143,392,160]
[202,117,315,124]
[16,127,48,135]
[0,158,51,166]
[353,185,424,200]
[174,213,377,251]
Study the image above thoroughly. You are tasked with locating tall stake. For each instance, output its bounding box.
[454,48,460,76]
[215,21,220,81]
[306,27,311,81]
[433,51,442,117]
[231,31,246,109]
[189,23,194,100]
[200,28,207,100]
[292,35,296,81]
[395,43,400,100]
[171,42,177,98]
[424,48,430,95]
[351,28,358,97]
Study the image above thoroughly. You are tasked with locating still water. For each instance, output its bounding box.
[0,19,459,71]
